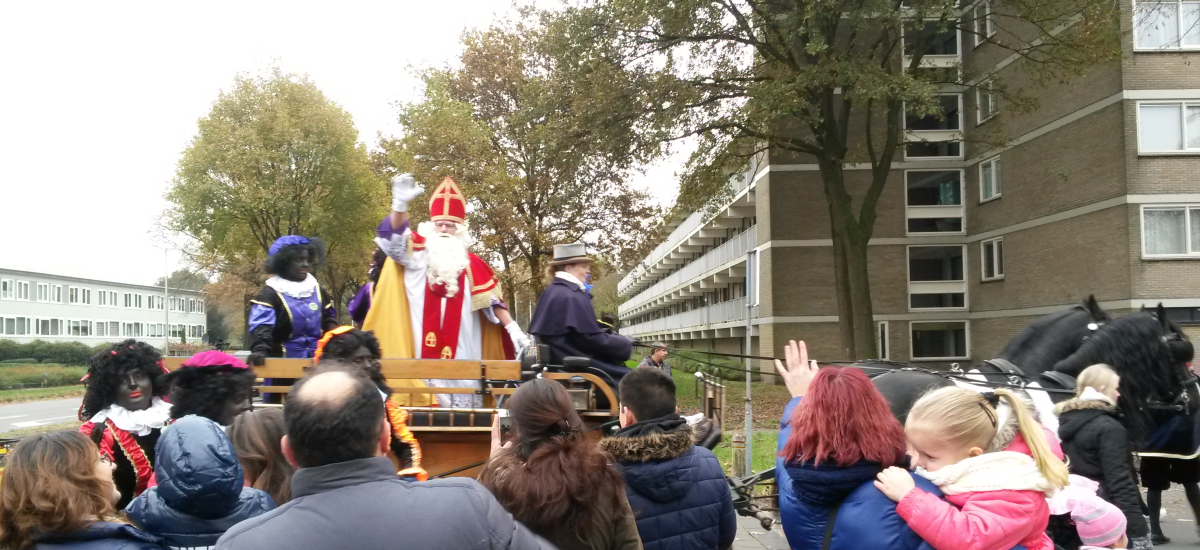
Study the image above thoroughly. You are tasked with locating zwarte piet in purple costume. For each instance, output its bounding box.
[248,236,339,401]
[249,236,339,359]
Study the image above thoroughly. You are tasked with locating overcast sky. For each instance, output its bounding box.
[0,1,682,286]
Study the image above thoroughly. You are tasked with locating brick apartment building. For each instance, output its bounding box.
[617,0,1200,368]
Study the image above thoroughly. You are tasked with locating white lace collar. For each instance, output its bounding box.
[266,274,319,299]
[555,271,586,290]
[89,398,172,436]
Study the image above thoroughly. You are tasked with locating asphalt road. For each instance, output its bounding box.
[1156,485,1200,547]
[0,398,82,434]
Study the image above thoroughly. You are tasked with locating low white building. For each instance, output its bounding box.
[0,268,207,346]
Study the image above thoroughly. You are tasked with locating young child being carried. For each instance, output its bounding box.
[875,386,1069,550]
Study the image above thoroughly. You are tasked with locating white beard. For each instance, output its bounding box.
[418,221,471,297]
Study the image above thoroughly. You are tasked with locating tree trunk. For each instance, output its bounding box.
[821,159,879,361]
[844,231,878,360]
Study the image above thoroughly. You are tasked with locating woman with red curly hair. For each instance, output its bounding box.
[774,340,945,550]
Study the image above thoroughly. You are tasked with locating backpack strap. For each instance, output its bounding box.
[822,495,848,550]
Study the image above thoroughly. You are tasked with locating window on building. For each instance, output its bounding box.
[82,289,91,305]
[982,237,1005,280]
[188,299,196,313]
[37,284,49,302]
[972,0,997,46]
[107,321,119,337]
[911,321,970,359]
[1,317,32,336]
[1135,0,1200,49]
[905,95,962,131]
[124,293,132,308]
[69,287,80,304]
[908,246,967,309]
[16,282,29,301]
[1142,205,1200,256]
[1138,102,1200,153]
[877,321,890,360]
[134,295,143,309]
[109,291,118,307]
[50,285,61,303]
[905,170,964,234]
[977,82,998,123]
[70,320,89,337]
[36,318,63,336]
[96,322,107,337]
[980,157,1001,201]
[903,21,960,56]
[198,299,205,313]
[2,280,14,300]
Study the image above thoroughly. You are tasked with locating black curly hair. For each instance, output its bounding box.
[368,248,387,283]
[319,329,388,396]
[80,340,168,421]
[159,365,257,422]
[265,237,327,276]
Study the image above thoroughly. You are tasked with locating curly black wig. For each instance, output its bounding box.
[80,340,168,421]
[368,247,387,283]
[265,236,327,276]
[319,329,388,395]
[159,365,257,422]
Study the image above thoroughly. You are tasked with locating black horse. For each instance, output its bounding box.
[863,301,1195,450]
[860,296,1111,424]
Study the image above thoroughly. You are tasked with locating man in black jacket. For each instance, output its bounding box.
[216,365,553,550]
[599,366,736,550]
[528,243,633,387]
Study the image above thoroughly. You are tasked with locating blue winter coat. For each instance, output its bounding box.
[600,422,737,550]
[125,415,275,550]
[32,521,163,550]
[776,396,938,550]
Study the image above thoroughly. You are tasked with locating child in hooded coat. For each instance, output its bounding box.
[125,415,275,550]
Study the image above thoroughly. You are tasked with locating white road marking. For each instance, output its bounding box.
[0,415,27,420]
[9,415,77,428]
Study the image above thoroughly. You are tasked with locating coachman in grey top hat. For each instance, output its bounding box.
[528,243,632,390]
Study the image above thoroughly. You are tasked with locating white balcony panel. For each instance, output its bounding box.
[619,225,757,317]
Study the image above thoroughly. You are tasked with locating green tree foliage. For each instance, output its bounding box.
[559,0,1122,359]
[382,18,665,311]
[152,269,208,291]
[166,68,386,321]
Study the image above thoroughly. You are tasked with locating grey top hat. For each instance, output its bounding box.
[549,243,594,266]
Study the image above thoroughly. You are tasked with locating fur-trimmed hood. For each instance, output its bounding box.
[599,427,694,463]
[1054,398,1117,416]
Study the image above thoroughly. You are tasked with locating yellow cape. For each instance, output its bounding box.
[363,257,510,406]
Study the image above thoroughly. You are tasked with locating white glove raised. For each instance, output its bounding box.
[391,173,424,213]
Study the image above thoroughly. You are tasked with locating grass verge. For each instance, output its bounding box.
[672,368,792,429]
[711,431,779,475]
[0,386,85,405]
[2,421,82,440]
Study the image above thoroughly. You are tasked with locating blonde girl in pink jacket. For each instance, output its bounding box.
[875,386,1070,550]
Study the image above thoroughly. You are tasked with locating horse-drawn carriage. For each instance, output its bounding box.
[163,349,623,479]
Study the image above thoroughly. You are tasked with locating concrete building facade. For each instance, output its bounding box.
[618,0,1200,366]
[0,268,207,347]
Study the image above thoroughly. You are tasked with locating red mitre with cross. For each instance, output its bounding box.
[429,177,466,224]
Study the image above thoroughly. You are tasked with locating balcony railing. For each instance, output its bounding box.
[619,164,758,296]
[618,225,757,316]
[620,297,759,337]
